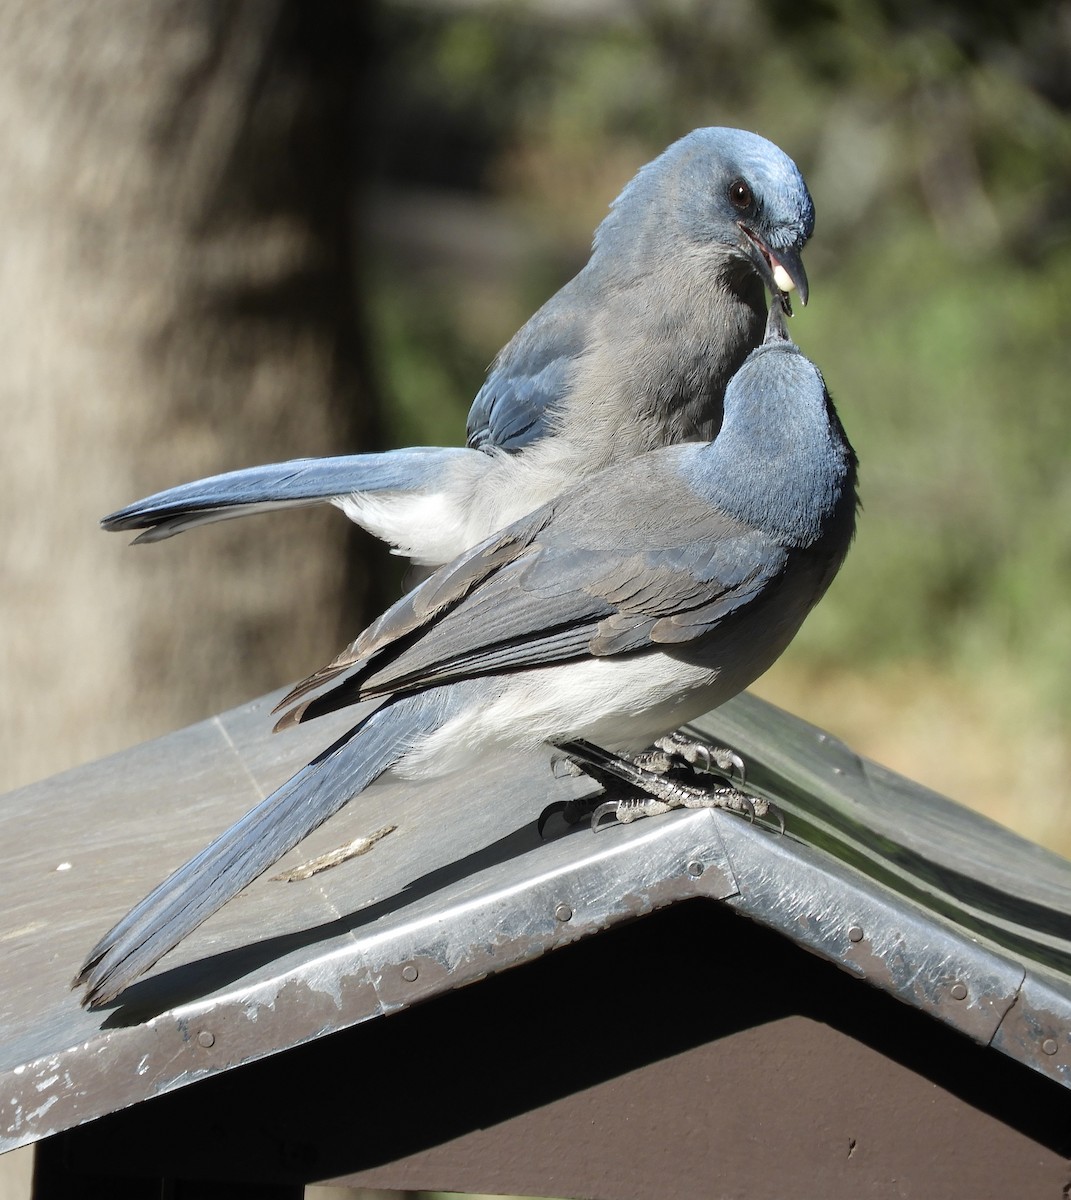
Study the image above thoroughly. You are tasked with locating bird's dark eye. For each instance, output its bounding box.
[728,178,753,211]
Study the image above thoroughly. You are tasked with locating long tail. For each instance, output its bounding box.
[75,692,449,1008]
[102,447,479,544]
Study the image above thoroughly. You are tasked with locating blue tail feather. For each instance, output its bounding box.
[76,691,451,1007]
[102,447,478,543]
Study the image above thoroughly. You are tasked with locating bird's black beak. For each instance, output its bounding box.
[771,243,809,308]
[740,224,810,311]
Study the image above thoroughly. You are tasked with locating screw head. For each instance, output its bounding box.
[950,983,968,1001]
[197,1030,215,1049]
[401,964,419,983]
[847,926,864,943]
[554,903,573,922]
[1042,1038,1059,1056]
[686,860,704,878]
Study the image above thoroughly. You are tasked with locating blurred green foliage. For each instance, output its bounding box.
[365,0,1071,723]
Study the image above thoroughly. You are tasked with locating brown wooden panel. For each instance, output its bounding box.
[35,902,1071,1199]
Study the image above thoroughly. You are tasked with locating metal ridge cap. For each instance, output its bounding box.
[714,814,1070,1088]
[0,808,737,1153]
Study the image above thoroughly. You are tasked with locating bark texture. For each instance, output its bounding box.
[0,1,381,789]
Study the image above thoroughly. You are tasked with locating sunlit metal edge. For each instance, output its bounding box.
[0,809,737,1153]
[714,816,1070,1089]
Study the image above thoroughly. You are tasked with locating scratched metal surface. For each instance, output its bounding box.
[697,695,1071,978]
[1,690,1069,1154]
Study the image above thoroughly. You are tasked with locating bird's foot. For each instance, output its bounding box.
[548,738,781,834]
[589,771,764,832]
[641,731,746,786]
[539,750,613,837]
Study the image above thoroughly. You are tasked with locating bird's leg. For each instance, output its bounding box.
[550,738,780,833]
[539,744,677,838]
[537,751,613,837]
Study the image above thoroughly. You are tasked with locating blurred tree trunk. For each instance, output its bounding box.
[0,0,384,791]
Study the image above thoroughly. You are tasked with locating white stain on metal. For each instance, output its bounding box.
[27,1095,58,1122]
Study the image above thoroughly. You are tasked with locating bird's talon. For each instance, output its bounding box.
[591,800,624,831]
[551,756,585,779]
[763,801,786,836]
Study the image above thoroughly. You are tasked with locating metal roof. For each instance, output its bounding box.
[2,690,1069,1154]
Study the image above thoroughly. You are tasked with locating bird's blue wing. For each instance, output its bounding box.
[281,460,791,723]
[466,292,589,453]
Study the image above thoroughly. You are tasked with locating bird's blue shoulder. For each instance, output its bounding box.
[466,287,590,454]
[465,355,570,452]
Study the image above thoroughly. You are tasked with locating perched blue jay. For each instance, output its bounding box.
[77,303,857,1007]
[101,127,814,568]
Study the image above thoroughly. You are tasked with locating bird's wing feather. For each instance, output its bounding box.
[272,510,556,719]
[284,458,790,724]
[466,288,590,453]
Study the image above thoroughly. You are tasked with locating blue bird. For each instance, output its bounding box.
[101,127,814,569]
[77,301,857,1008]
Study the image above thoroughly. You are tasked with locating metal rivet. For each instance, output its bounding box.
[847,926,864,943]
[686,860,704,878]
[197,1031,215,1049]
[554,903,573,922]
[1042,1038,1059,1056]
[950,983,968,1001]
[401,964,419,983]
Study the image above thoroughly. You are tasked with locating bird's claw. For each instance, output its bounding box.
[591,799,628,831]
[590,779,768,832]
[591,795,675,830]
[649,731,746,786]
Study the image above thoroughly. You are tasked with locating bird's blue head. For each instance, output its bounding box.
[599,127,815,308]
